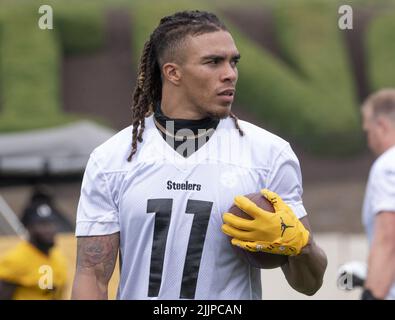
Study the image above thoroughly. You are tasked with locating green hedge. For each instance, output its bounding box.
[52,1,106,54]
[0,1,109,132]
[271,0,356,101]
[366,9,395,90]
[0,11,3,112]
[0,4,66,126]
[268,0,362,153]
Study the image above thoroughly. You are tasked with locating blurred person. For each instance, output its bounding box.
[0,186,68,299]
[72,10,327,300]
[361,89,395,300]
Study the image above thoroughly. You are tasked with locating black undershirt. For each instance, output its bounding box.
[154,105,219,158]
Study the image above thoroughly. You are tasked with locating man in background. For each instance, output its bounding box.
[0,186,68,299]
[361,88,395,300]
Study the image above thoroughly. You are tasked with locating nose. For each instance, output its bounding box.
[221,63,238,83]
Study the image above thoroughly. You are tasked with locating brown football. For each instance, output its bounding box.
[228,192,288,269]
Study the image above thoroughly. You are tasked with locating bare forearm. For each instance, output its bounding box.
[71,233,119,300]
[281,238,327,296]
[72,272,108,299]
[364,212,395,299]
[365,240,395,298]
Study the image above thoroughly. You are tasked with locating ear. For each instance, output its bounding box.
[162,62,182,86]
[376,116,390,135]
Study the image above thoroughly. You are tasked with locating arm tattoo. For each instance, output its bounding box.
[76,233,120,284]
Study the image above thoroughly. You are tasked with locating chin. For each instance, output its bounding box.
[43,239,55,249]
[207,105,232,119]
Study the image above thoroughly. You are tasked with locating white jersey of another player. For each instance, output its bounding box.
[76,115,307,299]
[362,145,395,299]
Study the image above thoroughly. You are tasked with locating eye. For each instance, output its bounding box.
[230,58,240,67]
[208,58,221,65]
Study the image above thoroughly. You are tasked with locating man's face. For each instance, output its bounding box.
[362,106,382,156]
[176,30,240,119]
[28,220,57,249]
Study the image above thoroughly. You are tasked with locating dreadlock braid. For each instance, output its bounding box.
[128,40,151,161]
[127,10,244,161]
[229,112,245,136]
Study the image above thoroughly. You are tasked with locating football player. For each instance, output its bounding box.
[72,10,327,300]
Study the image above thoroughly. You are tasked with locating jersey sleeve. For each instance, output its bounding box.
[265,143,307,219]
[369,164,395,216]
[0,251,23,284]
[75,153,120,236]
[0,244,33,286]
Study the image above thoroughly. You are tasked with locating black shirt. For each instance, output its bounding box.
[154,105,219,158]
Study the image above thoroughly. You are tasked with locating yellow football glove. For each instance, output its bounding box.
[222,189,310,256]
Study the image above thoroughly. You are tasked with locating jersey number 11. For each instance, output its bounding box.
[147,198,213,299]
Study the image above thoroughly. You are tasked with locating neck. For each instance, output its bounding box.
[154,104,218,132]
[161,86,206,120]
[379,133,395,156]
[29,238,52,256]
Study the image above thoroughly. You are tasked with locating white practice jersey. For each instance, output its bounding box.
[76,115,307,300]
[362,145,395,300]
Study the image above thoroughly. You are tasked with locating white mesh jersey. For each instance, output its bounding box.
[76,115,307,300]
[362,145,395,299]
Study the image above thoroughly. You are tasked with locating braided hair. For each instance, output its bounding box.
[128,10,244,161]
